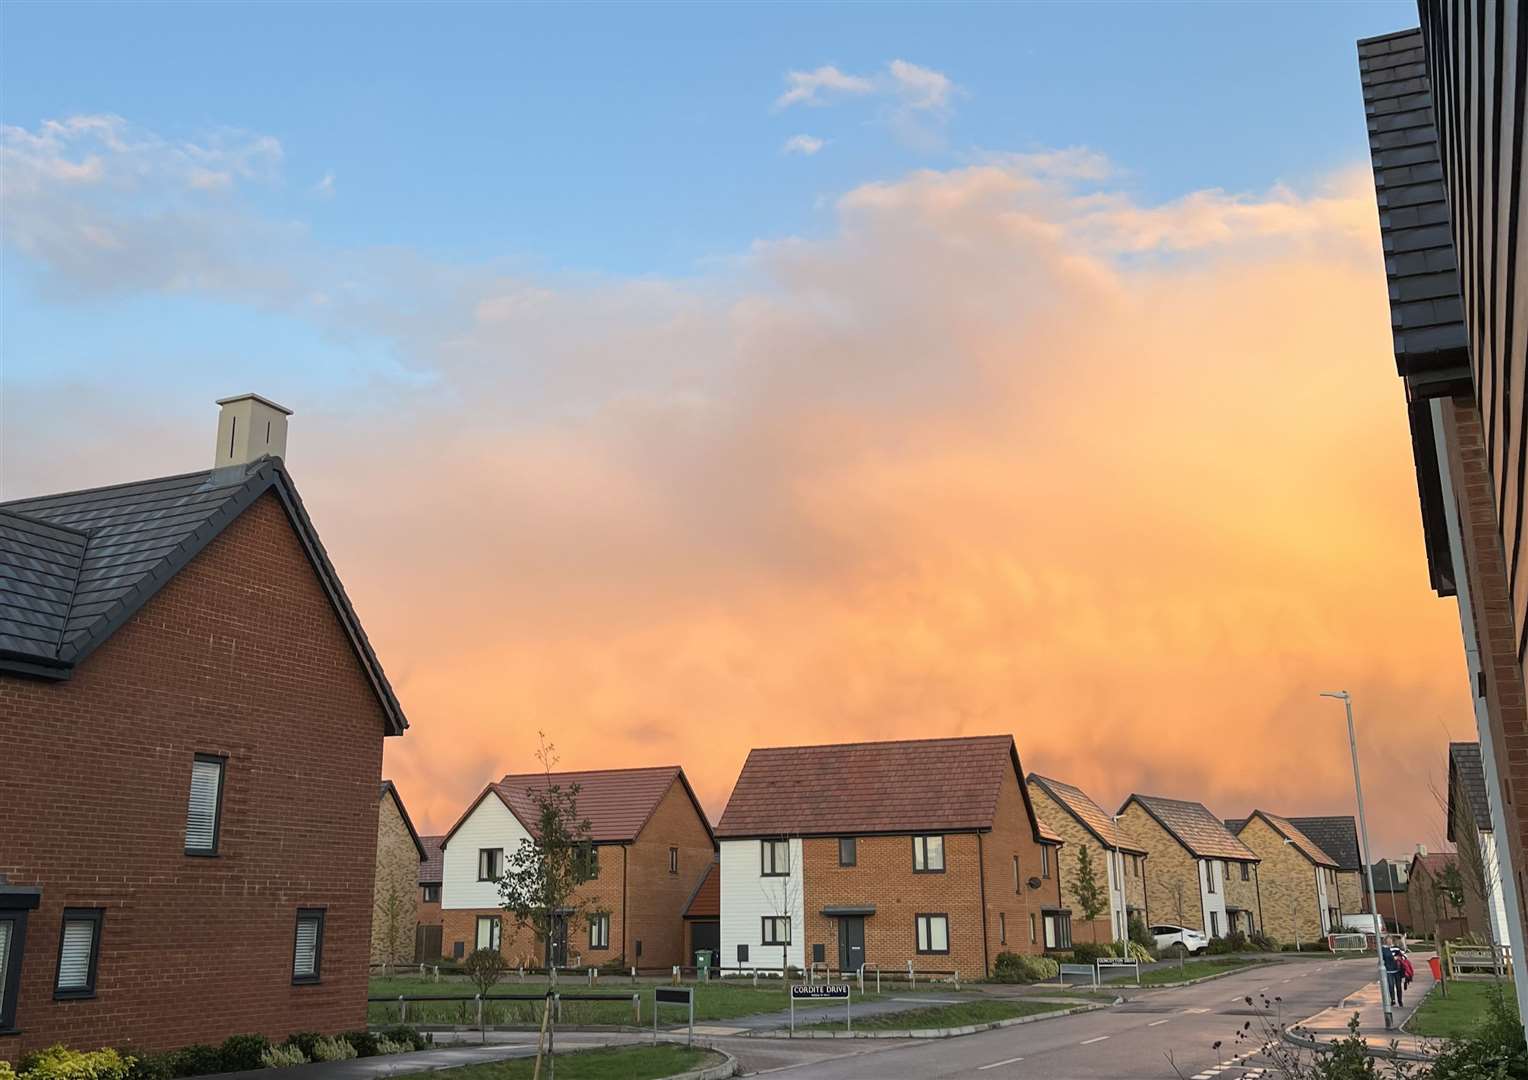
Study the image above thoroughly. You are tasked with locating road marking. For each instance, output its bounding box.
[1080,1035,1110,1045]
[1185,1007,1211,1014]
[1147,1018,1172,1026]
[977,1057,1025,1071]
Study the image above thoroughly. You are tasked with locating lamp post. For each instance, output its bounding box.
[1111,814,1129,946]
[1321,690,1394,1030]
[1283,837,1301,951]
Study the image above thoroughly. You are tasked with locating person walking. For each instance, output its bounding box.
[1381,944,1405,1007]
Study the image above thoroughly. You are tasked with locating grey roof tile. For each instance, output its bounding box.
[1448,743,1492,836]
[1124,794,1257,861]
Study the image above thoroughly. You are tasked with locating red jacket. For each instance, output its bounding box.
[1399,954,1415,980]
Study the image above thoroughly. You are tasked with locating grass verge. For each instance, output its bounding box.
[392,1045,719,1080]
[800,999,1071,1032]
[1136,958,1261,986]
[1407,981,1521,1038]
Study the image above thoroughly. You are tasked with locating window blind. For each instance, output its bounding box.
[186,759,222,851]
[57,918,94,990]
[0,919,10,1012]
[293,918,319,978]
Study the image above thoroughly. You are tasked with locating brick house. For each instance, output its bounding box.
[0,394,409,1060]
[1408,851,1467,941]
[373,782,426,967]
[1027,775,1148,944]
[714,735,1064,979]
[1116,795,1260,939]
[681,861,719,969]
[416,836,445,960]
[1448,742,1512,947]
[1370,860,1412,932]
[1231,812,1341,945]
[439,767,714,969]
[1284,817,1366,916]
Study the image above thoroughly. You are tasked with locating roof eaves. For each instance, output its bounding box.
[383,780,428,862]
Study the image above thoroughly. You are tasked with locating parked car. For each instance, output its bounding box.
[1151,924,1209,955]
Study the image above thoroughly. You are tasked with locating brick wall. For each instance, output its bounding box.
[1373,889,1413,932]
[1222,857,1262,934]
[987,774,1056,962]
[0,493,389,1060]
[1118,804,1203,933]
[1336,871,1365,915]
[372,790,420,966]
[623,780,715,969]
[1237,818,1321,944]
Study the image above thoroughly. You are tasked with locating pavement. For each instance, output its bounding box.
[1289,951,1437,1057]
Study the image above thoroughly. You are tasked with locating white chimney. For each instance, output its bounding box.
[214,393,292,467]
[1416,843,1428,857]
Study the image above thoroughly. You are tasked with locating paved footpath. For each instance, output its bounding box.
[1292,951,1436,1057]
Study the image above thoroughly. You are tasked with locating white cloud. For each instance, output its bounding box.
[314,171,336,197]
[888,59,954,111]
[782,134,826,156]
[775,65,876,109]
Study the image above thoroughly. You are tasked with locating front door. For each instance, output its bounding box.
[546,913,569,968]
[692,920,720,967]
[839,916,866,972]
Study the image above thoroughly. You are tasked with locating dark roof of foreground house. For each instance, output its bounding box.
[1287,816,1362,872]
[1448,742,1492,838]
[715,735,1057,843]
[382,781,428,862]
[0,458,408,734]
[419,835,445,886]
[1238,811,1339,869]
[1029,774,1147,855]
[683,860,719,920]
[443,766,715,847]
[1124,794,1257,862]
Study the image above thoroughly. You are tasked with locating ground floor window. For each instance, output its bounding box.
[915,913,949,954]
[589,913,610,949]
[55,908,104,998]
[1029,912,1037,944]
[762,916,790,946]
[999,912,1006,945]
[1042,911,1072,950]
[476,915,501,952]
[0,892,36,1033]
[292,908,324,984]
[1209,911,1221,937]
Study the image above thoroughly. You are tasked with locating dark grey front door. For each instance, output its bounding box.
[839,916,866,972]
[546,913,569,968]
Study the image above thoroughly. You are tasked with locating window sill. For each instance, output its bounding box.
[184,850,220,858]
[915,951,951,956]
[0,1027,19,1037]
[53,990,96,1001]
[291,977,322,986]
[912,869,947,875]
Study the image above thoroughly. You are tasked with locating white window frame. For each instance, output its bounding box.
[478,848,504,881]
[476,915,502,952]
[589,913,610,949]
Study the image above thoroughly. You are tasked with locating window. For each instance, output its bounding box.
[1224,860,1231,881]
[1042,911,1072,950]
[1040,845,1051,879]
[999,912,1007,945]
[839,837,857,867]
[1012,855,1020,892]
[478,848,504,881]
[1205,862,1216,894]
[184,753,225,855]
[915,914,949,954]
[0,889,35,1034]
[576,842,599,882]
[421,884,441,903]
[1133,855,1141,877]
[476,916,501,952]
[762,916,791,946]
[668,847,679,875]
[912,835,945,873]
[1209,911,1221,937]
[1240,862,1250,882]
[589,913,610,949]
[54,908,103,999]
[761,839,790,877]
[292,909,324,984]
[1029,912,1037,944]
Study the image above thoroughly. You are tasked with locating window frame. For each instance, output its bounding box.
[761,839,790,878]
[998,912,1006,945]
[1029,912,1037,944]
[668,847,679,875]
[1040,844,1051,879]
[838,837,857,867]
[475,915,502,953]
[184,752,227,857]
[761,916,791,946]
[53,907,104,1000]
[421,883,441,904]
[914,913,950,955]
[1012,854,1020,893]
[1042,910,1073,950]
[1205,861,1217,894]
[291,908,325,985]
[589,913,610,950]
[912,835,945,874]
[1240,861,1250,882]
[0,910,26,1032]
[478,847,504,882]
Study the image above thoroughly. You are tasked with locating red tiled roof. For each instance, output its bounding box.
[715,735,1044,840]
[1410,851,1457,880]
[492,766,699,844]
[1030,774,1147,854]
[684,861,719,919]
[1125,794,1258,861]
[419,835,445,885]
[1243,811,1339,868]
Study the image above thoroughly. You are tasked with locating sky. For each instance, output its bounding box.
[0,0,1470,857]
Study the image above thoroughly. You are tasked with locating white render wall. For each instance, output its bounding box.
[1315,866,1332,934]
[442,793,534,910]
[1482,827,1512,948]
[1199,859,1228,937]
[720,838,804,971]
[1105,849,1126,940]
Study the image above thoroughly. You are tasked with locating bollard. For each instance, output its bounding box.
[518,964,525,983]
[632,992,641,1025]
[419,963,426,977]
[398,996,407,1023]
[672,965,680,985]
[908,960,915,987]
[752,969,758,989]
[587,969,593,987]
[433,964,440,983]
[631,965,638,985]
[475,993,482,1027]
[954,970,960,990]
[858,964,864,993]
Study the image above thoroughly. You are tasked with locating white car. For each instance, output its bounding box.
[1150,924,1209,955]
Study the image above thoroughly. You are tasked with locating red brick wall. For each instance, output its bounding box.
[984,773,1055,961]
[0,493,390,1060]
[624,780,715,970]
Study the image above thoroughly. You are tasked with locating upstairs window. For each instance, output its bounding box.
[1012,855,1020,892]
[669,847,679,875]
[1040,845,1051,879]
[761,839,790,877]
[1205,862,1217,894]
[912,835,945,873]
[576,843,600,882]
[839,838,857,867]
[292,909,324,984]
[421,884,441,904]
[478,848,504,881]
[185,754,226,855]
[1240,862,1250,881]
[54,908,103,999]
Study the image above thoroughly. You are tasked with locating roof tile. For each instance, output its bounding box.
[1128,794,1257,861]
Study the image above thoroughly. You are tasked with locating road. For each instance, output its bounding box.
[711,958,1382,1078]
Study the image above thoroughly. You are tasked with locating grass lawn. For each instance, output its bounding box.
[1136,958,1261,987]
[368,974,919,1026]
[393,1045,719,1080]
[801,999,1072,1032]
[1407,981,1521,1038]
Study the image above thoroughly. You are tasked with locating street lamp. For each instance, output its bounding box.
[1283,838,1301,951]
[1321,690,1394,1030]
[1111,814,1130,946]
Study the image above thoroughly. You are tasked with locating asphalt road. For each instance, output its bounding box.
[714,958,1383,1079]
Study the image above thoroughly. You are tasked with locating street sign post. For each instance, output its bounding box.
[789,982,850,1035]
[653,985,694,1047]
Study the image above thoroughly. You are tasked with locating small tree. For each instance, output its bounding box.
[1436,861,1466,920]
[1168,880,1189,969]
[1070,846,1109,943]
[375,881,413,974]
[463,947,506,1044]
[498,733,595,975]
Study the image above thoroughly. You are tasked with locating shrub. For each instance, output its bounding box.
[279,1034,323,1061]
[16,1047,135,1080]
[1123,941,1152,963]
[309,1038,356,1063]
[1162,942,1189,959]
[1,1060,14,1080]
[991,951,1059,983]
[1128,914,1155,952]
[1070,942,1112,964]
[378,1026,428,1052]
[462,948,507,998]
[218,1035,269,1073]
[1248,930,1277,952]
[1430,984,1528,1079]
[122,1054,172,1080]
[371,1038,409,1056]
[258,1046,306,1070]
[167,1046,221,1080]
[338,1033,377,1059]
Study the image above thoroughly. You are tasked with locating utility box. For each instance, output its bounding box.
[695,951,711,982]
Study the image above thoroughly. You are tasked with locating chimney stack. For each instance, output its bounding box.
[214,393,292,468]
[1416,843,1428,857]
